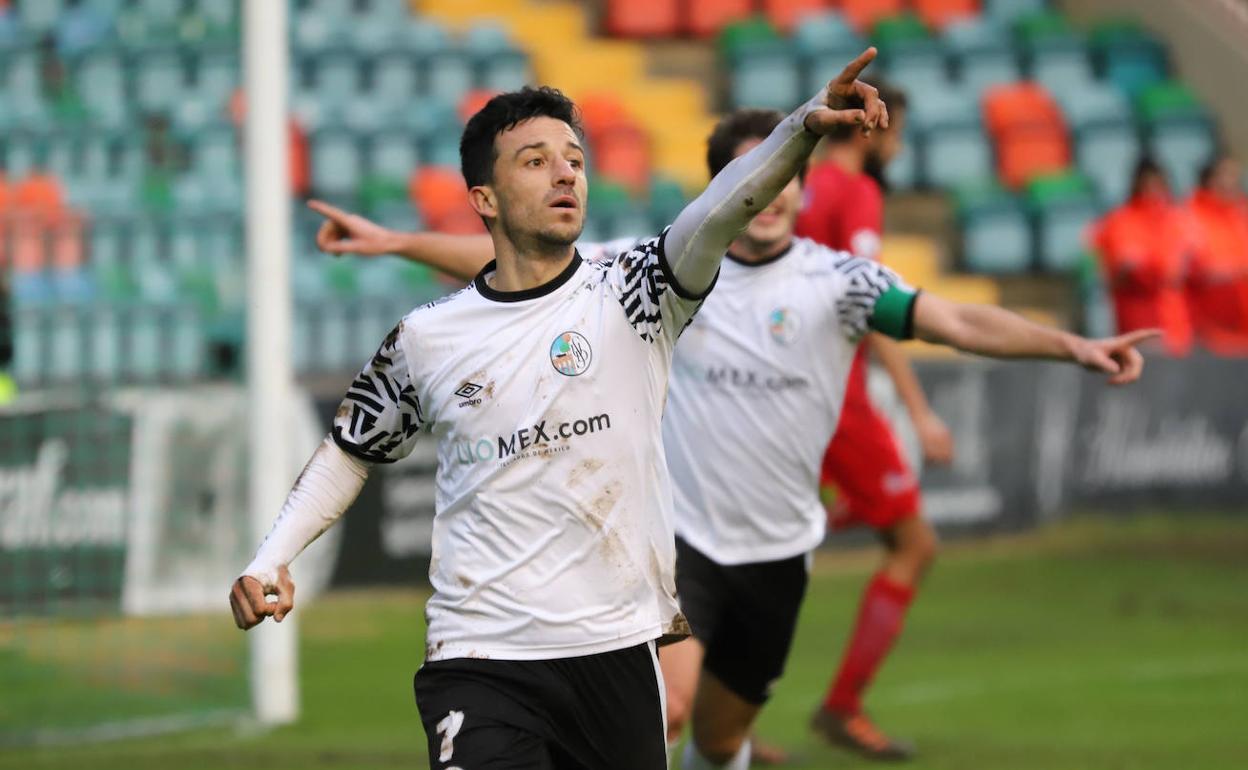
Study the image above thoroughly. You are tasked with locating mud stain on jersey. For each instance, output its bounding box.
[567,458,605,487]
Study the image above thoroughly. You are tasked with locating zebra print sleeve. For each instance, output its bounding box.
[332,322,425,463]
[833,255,917,342]
[603,228,710,346]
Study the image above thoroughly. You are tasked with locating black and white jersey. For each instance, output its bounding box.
[661,237,917,564]
[333,232,705,661]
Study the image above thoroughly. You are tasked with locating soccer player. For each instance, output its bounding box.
[795,82,949,759]
[307,114,1157,770]
[229,53,890,770]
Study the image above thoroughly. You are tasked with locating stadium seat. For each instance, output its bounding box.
[605,0,681,38]
[74,49,127,127]
[134,49,189,113]
[372,52,417,101]
[314,51,360,106]
[792,11,862,51]
[477,49,530,93]
[874,15,946,83]
[983,82,1063,139]
[1026,171,1100,272]
[762,0,830,33]
[409,166,472,229]
[1092,19,1168,97]
[1075,122,1141,206]
[730,46,803,111]
[913,0,980,30]
[310,130,363,198]
[579,93,633,139]
[1149,120,1217,196]
[907,84,977,133]
[191,48,239,109]
[982,0,1046,25]
[426,50,475,103]
[922,122,995,189]
[997,127,1071,188]
[840,0,905,34]
[688,0,754,38]
[1056,82,1131,131]
[368,130,421,187]
[956,183,1032,273]
[884,131,918,191]
[592,124,652,195]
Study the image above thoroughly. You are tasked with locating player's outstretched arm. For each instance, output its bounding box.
[664,47,889,295]
[229,438,371,630]
[912,293,1160,385]
[308,200,492,283]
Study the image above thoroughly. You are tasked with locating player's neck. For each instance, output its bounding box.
[826,143,865,175]
[488,234,577,293]
[728,235,794,264]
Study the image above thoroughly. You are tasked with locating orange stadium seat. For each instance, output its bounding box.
[459,89,501,123]
[839,0,905,34]
[409,166,474,227]
[983,82,1064,139]
[913,0,980,29]
[592,124,652,195]
[605,0,681,38]
[997,128,1071,188]
[686,0,753,38]
[762,0,831,32]
[578,92,634,139]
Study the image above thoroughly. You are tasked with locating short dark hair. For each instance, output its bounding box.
[1130,155,1167,198]
[459,86,584,188]
[823,79,907,142]
[706,108,787,178]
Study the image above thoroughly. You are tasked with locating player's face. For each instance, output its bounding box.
[1209,158,1242,200]
[482,116,588,250]
[733,138,802,247]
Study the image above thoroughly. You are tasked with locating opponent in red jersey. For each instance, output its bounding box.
[794,83,953,761]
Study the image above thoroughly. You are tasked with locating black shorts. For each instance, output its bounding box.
[675,537,809,705]
[414,642,667,769]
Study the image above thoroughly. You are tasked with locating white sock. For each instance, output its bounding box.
[681,738,751,770]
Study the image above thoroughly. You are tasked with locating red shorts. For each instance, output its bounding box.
[820,353,921,531]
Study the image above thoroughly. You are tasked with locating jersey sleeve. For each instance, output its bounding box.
[331,322,426,463]
[834,256,918,342]
[603,228,712,348]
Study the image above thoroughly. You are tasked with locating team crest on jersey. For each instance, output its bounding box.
[768,308,800,345]
[550,331,592,376]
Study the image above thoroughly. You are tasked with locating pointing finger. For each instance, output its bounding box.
[307,198,350,223]
[1115,328,1162,348]
[833,47,878,87]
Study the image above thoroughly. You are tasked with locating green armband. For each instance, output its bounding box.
[868,285,918,340]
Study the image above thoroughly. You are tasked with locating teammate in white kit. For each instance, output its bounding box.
[308,104,1159,768]
[229,52,892,769]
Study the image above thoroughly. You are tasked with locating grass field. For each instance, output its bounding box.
[4,514,1247,769]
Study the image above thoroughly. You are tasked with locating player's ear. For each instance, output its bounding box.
[467,184,498,223]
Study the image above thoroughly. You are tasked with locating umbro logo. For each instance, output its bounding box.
[455,381,484,408]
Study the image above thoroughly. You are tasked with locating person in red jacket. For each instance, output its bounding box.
[1090,158,1196,356]
[794,82,952,761]
[1186,154,1248,355]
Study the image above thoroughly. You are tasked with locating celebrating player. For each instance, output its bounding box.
[308,111,1157,770]
[795,82,946,760]
[229,51,889,770]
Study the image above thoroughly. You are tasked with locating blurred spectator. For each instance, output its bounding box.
[56,0,112,56]
[1090,158,1196,356]
[38,34,87,124]
[229,90,311,198]
[1186,155,1248,355]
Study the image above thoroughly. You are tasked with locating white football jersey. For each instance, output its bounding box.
[661,237,916,565]
[332,232,705,662]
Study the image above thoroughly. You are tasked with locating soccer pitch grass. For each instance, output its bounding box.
[5,514,1246,770]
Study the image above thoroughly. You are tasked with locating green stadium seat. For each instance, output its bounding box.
[956,182,1032,273]
[1101,43,1167,97]
[1026,171,1100,272]
[718,17,782,60]
[647,176,688,227]
[1135,80,1204,123]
